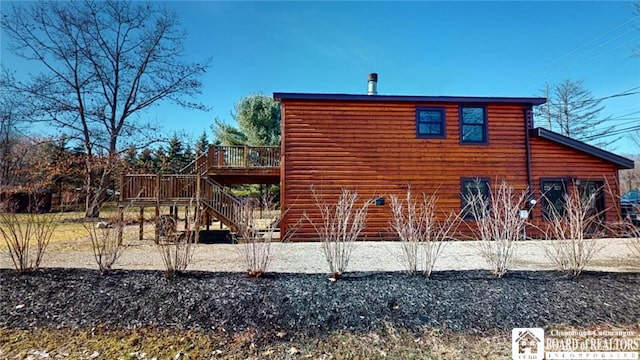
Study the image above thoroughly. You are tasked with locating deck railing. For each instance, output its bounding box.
[201,177,245,232]
[207,145,280,168]
[120,173,245,232]
[179,151,209,175]
[120,174,199,202]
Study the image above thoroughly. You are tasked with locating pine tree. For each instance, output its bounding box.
[136,149,157,173]
[195,131,209,156]
[211,117,247,146]
[165,134,195,172]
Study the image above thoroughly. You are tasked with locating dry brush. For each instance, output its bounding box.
[306,187,372,280]
[0,210,58,274]
[389,187,460,277]
[543,185,606,276]
[463,180,529,278]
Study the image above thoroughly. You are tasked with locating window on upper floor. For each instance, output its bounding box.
[461,177,490,220]
[460,106,487,144]
[416,107,446,138]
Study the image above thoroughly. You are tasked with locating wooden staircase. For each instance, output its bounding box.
[119,146,280,232]
[120,173,246,232]
[120,145,280,234]
[199,177,245,233]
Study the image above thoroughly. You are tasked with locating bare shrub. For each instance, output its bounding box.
[0,205,58,274]
[156,201,201,276]
[626,224,640,262]
[237,197,299,277]
[306,187,372,280]
[464,180,529,278]
[543,186,605,276]
[84,209,128,274]
[236,196,289,277]
[389,187,459,277]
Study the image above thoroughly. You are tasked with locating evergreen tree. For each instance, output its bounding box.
[211,94,281,146]
[166,134,183,172]
[234,94,281,146]
[155,147,169,174]
[211,117,248,146]
[195,131,209,155]
[136,149,157,173]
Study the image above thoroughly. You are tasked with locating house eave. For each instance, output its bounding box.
[273,92,547,106]
[530,127,635,169]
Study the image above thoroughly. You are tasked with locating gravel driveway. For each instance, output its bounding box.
[2,237,636,274]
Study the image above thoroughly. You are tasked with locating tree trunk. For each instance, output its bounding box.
[83,156,110,218]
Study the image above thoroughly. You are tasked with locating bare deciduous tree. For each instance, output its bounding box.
[464,180,529,278]
[1,0,209,217]
[0,83,26,187]
[535,79,617,148]
[389,186,459,277]
[306,187,372,281]
[620,157,640,193]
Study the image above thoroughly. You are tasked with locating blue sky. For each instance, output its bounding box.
[2,1,639,153]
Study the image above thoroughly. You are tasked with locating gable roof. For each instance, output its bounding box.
[530,127,635,169]
[274,92,547,106]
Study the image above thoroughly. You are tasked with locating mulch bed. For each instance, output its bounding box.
[1,269,639,334]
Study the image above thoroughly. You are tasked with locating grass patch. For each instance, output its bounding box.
[3,325,638,359]
[0,326,510,359]
[0,203,213,252]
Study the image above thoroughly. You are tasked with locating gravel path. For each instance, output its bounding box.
[3,238,636,273]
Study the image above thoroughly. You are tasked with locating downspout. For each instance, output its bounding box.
[524,106,533,192]
[279,101,287,237]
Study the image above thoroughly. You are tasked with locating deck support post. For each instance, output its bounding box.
[184,206,189,230]
[195,175,201,243]
[118,207,124,245]
[139,207,144,240]
[206,212,211,231]
[154,205,160,244]
[154,174,160,244]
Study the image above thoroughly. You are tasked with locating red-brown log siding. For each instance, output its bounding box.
[280,99,622,241]
[281,100,536,240]
[529,137,621,223]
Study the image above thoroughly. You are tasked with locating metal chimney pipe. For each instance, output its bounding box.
[367,73,378,95]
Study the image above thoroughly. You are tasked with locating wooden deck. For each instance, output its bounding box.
[204,145,280,185]
[120,174,200,206]
[120,145,281,233]
[121,145,281,202]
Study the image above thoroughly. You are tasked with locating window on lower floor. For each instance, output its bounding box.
[461,177,490,220]
[460,106,487,144]
[541,179,567,219]
[416,107,446,138]
[578,180,605,221]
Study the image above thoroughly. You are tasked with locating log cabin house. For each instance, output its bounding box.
[120,74,634,241]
